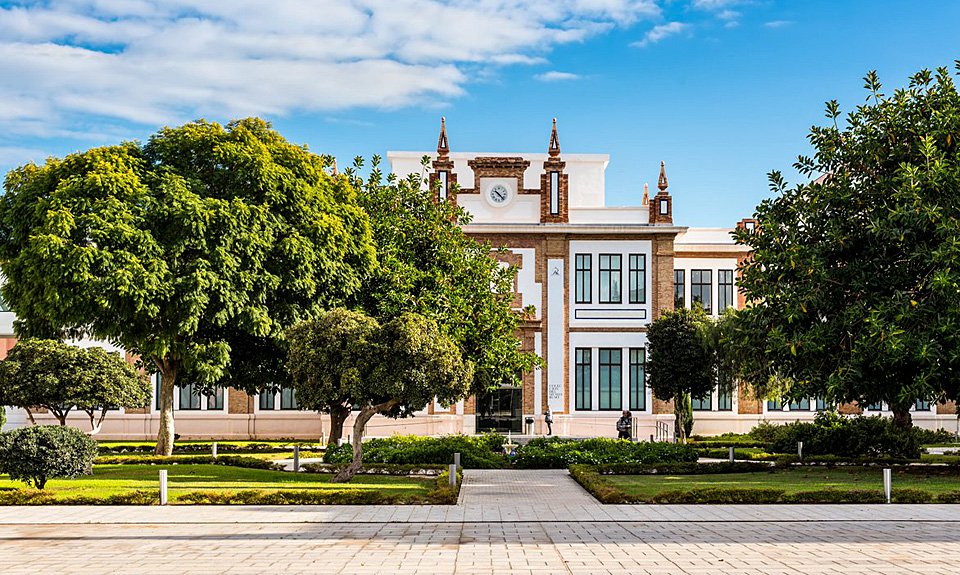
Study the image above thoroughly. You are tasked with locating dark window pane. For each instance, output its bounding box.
[718,269,734,311]
[599,254,621,304]
[259,391,275,411]
[550,171,560,215]
[674,270,685,308]
[691,269,712,314]
[207,388,224,410]
[767,399,782,411]
[629,254,646,304]
[575,254,592,304]
[717,388,732,411]
[575,348,592,410]
[178,383,200,410]
[598,348,622,411]
[691,390,712,411]
[629,348,646,411]
[280,387,299,410]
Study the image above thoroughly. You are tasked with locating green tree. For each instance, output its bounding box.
[646,307,716,442]
[732,64,960,428]
[285,309,379,448]
[333,311,472,482]
[0,119,375,454]
[0,339,150,433]
[0,425,98,489]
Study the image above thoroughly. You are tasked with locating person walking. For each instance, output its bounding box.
[544,407,553,436]
[616,410,632,440]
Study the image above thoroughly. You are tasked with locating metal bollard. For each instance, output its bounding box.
[883,468,892,503]
[293,445,300,473]
[159,469,168,505]
[211,442,217,459]
[650,434,654,443]
[454,452,461,472]
[798,441,803,461]
[729,446,735,462]
[449,464,457,488]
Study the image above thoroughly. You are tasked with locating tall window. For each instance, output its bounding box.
[789,398,810,411]
[815,397,829,411]
[438,171,448,201]
[915,399,932,411]
[178,383,201,411]
[575,254,592,304]
[691,270,712,314]
[598,254,622,304]
[628,254,646,304]
[549,171,560,215]
[259,391,276,410]
[598,349,622,410]
[691,390,712,411]
[718,269,734,311]
[659,198,668,215]
[767,399,783,411]
[629,348,646,411]
[674,270,685,308]
[207,388,224,410]
[717,387,733,411]
[280,387,299,410]
[575,348,592,410]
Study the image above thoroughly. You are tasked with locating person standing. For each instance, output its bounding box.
[544,407,553,436]
[616,410,632,440]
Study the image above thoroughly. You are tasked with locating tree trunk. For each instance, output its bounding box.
[891,406,912,429]
[327,405,349,450]
[674,393,691,444]
[331,400,398,483]
[24,407,36,425]
[155,360,178,456]
[86,408,108,435]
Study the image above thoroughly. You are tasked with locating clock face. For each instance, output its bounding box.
[489,184,509,204]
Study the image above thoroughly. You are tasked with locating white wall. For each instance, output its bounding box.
[568,240,652,329]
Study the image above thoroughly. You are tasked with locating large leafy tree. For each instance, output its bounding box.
[0,339,150,433]
[732,64,960,428]
[0,119,375,454]
[646,307,716,442]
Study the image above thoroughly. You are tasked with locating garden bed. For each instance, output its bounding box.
[0,463,460,505]
[570,463,960,504]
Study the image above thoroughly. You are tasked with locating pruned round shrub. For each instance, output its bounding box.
[324,433,507,468]
[513,437,697,468]
[0,425,98,489]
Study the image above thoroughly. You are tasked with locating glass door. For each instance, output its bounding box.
[475,386,522,433]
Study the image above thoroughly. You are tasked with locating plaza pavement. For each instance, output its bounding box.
[0,469,958,574]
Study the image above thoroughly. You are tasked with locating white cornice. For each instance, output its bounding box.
[462,224,688,235]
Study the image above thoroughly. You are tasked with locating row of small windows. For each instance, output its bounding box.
[674,269,735,314]
[766,398,934,412]
[154,379,299,411]
[690,387,734,411]
[574,348,646,411]
[575,254,646,305]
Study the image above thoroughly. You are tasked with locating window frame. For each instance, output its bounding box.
[575,348,592,411]
[691,390,712,411]
[674,269,685,309]
[628,254,646,305]
[597,348,622,411]
[629,348,646,411]
[598,254,622,304]
[718,269,734,311]
[691,269,712,314]
[575,254,592,304]
[438,170,448,201]
[549,171,560,215]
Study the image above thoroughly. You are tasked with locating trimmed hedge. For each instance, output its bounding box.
[98,442,324,455]
[324,434,507,468]
[0,489,159,505]
[95,455,283,471]
[513,437,697,468]
[301,463,445,475]
[594,461,772,475]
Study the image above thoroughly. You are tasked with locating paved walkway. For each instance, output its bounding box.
[1,469,959,574]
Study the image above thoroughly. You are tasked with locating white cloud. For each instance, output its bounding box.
[631,21,688,47]
[535,71,581,82]
[0,0,661,137]
[763,20,794,28]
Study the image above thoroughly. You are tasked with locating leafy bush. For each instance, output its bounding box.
[513,438,697,468]
[695,447,778,461]
[651,487,787,504]
[0,425,98,489]
[323,433,507,468]
[0,489,158,505]
[753,412,925,458]
[595,461,772,475]
[95,454,282,470]
[98,442,323,455]
[936,491,960,503]
[301,463,445,475]
[915,427,957,445]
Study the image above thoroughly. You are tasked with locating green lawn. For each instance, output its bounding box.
[0,464,434,502]
[606,467,960,498]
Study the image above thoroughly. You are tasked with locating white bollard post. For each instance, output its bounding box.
[293,445,300,473]
[454,452,461,473]
[159,469,168,505]
[883,468,892,503]
[449,464,457,488]
[729,446,735,463]
[211,442,217,459]
[798,441,803,461]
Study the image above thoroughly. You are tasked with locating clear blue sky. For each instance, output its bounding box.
[1,0,957,226]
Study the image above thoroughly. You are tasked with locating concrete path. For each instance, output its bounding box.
[1,469,959,574]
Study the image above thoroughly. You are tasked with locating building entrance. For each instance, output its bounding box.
[476,386,522,433]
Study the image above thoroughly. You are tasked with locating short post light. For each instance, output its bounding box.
[883,468,892,503]
[448,464,457,488]
[454,452,461,473]
[159,469,168,505]
[729,446,735,463]
[211,442,217,459]
[293,445,300,473]
[798,441,804,461]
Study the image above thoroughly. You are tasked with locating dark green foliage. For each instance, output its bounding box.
[97,442,322,455]
[0,425,98,489]
[594,461,771,475]
[0,489,159,505]
[324,434,506,468]
[94,455,283,470]
[761,412,924,458]
[935,491,960,503]
[732,64,960,424]
[568,465,629,503]
[650,487,788,504]
[301,463,447,475]
[915,427,957,445]
[512,437,698,469]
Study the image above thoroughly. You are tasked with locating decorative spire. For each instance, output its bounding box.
[331,157,338,176]
[437,116,449,157]
[658,160,668,192]
[642,183,649,206]
[548,117,561,157]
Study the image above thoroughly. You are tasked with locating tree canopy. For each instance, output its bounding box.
[646,306,718,442]
[0,118,375,453]
[0,339,150,433]
[732,63,960,426]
